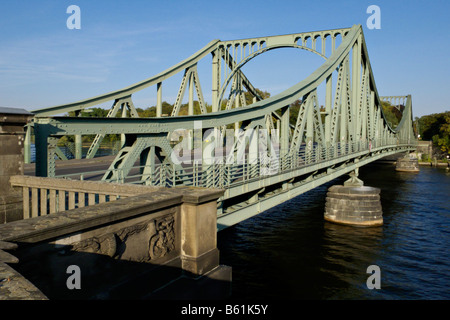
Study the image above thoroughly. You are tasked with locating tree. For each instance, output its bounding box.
[434,112,450,153]
[381,101,402,128]
[417,111,450,157]
[244,88,271,106]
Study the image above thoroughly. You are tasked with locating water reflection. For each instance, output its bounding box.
[218,163,450,299]
[319,222,384,299]
[219,180,387,299]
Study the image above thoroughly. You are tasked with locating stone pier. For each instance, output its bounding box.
[324,171,383,227]
[396,156,420,172]
[0,107,33,224]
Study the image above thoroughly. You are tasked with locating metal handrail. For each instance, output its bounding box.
[57,137,414,189]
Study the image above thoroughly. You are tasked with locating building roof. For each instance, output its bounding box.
[0,107,33,115]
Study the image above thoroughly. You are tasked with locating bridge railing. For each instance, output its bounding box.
[52,136,414,190]
[9,176,161,219]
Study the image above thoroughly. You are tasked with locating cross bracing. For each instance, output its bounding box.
[28,25,417,229]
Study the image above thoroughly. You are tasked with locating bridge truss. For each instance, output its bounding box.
[28,24,417,229]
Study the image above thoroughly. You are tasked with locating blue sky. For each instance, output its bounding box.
[0,0,449,117]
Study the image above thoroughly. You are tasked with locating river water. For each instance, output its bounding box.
[217,162,450,300]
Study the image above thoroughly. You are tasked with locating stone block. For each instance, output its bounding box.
[0,155,23,177]
[180,200,219,275]
[0,136,23,156]
[181,248,220,276]
[324,185,383,227]
[396,157,420,172]
[0,262,48,300]
[0,193,23,224]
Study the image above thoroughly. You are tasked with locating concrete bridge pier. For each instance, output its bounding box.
[324,169,383,227]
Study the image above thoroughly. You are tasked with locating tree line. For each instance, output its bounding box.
[415,111,450,156]
[63,90,449,159]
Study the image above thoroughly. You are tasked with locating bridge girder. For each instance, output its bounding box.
[29,25,417,227]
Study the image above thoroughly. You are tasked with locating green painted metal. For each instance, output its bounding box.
[24,124,32,164]
[28,25,416,228]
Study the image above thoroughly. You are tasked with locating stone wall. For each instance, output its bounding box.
[0,108,33,223]
[0,184,230,300]
[396,157,420,172]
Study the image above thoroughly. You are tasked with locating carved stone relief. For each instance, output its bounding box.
[72,233,117,258]
[149,216,175,260]
[71,214,176,263]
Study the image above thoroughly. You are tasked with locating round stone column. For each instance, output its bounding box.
[324,185,383,227]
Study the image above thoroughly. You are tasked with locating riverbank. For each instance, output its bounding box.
[376,159,449,168]
[418,161,449,167]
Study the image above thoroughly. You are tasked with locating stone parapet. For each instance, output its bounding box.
[0,182,229,300]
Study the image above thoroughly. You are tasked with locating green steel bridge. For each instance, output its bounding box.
[26,24,417,229]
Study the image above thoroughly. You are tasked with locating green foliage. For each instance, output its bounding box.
[61,92,448,159]
[289,99,302,125]
[381,101,403,128]
[433,134,450,153]
[68,107,110,118]
[417,111,450,155]
[137,102,172,117]
[220,88,270,111]
[243,89,271,106]
[421,153,430,162]
[62,88,271,143]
